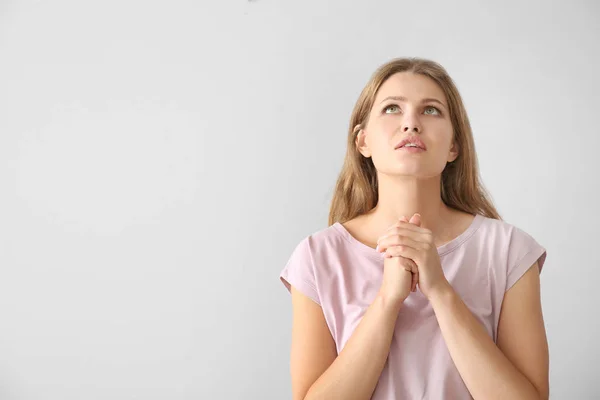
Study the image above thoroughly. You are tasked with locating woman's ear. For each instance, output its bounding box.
[354,126,372,158]
[447,140,459,163]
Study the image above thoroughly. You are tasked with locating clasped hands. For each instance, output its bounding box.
[375,213,450,300]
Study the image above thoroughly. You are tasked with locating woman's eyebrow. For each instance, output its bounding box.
[379,95,447,109]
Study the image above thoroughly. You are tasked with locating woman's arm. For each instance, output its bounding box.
[289,286,402,400]
[429,262,549,400]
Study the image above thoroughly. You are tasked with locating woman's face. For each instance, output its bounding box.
[356,72,458,178]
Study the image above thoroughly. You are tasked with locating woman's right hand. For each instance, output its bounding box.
[379,252,418,306]
[377,218,419,306]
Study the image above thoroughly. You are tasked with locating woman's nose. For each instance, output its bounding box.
[401,118,421,133]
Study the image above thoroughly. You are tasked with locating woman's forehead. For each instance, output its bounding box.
[375,72,445,103]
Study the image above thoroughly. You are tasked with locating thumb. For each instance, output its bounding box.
[399,215,409,223]
[409,213,422,226]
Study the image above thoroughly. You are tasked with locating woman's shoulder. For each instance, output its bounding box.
[477,214,538,240]
[294,221,350,252]
[474,214,547,267]
[282,222,338,253]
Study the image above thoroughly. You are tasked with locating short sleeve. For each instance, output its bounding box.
[279,237,321,306]
[506,226,547,292]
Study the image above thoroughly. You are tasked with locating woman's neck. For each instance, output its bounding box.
[365,174,458,243]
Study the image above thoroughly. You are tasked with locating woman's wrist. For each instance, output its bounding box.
[375,290,404,314]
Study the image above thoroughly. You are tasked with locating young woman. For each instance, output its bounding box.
[279,57,549,400]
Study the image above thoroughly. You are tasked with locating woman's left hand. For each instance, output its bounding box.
[376,213,451,300]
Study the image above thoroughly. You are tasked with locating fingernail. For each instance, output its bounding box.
[375,245,379,252]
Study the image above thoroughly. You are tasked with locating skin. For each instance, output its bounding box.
[351,71,469,249]
[289,72,549,399]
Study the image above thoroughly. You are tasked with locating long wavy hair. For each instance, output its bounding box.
[328,57,501,226]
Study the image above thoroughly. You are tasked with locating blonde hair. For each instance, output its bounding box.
[328,57,501,226]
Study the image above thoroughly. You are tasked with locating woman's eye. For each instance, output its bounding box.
[424,106,441,115]
[383,104,400,114]
[383,104,441,115]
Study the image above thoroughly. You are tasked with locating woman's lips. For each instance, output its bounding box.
[397,146,426,153]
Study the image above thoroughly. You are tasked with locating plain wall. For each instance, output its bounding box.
[0,0,599,399]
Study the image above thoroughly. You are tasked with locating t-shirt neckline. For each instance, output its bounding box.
[332,213,484,262]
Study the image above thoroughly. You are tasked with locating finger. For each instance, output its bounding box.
[411,270,418,292]
[385,244,419,261]
[378,229,430,248]
[376,235,424,253]
[378,222,429,244]
[398,256,417,271]
[400,215,423,249]
[409,213,422,226]
[392,221,429,234]
[405,260,419,292]
[385,223,430,239]
[389,219,424,231]
[396,257,419,292]
[385,217,427,234]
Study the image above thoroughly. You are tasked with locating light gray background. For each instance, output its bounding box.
[0,0,598,399]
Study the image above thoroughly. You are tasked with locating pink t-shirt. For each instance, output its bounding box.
[279,213,547,399]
